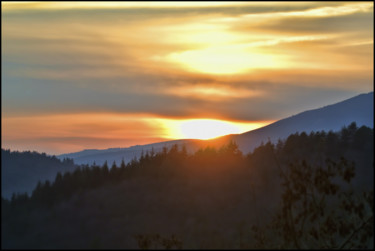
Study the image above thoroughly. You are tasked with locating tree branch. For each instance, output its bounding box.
[338,215,373,249]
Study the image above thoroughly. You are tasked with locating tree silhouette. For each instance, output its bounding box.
[251,157,374,249]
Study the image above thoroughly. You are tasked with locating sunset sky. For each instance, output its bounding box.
[2,1,373,155]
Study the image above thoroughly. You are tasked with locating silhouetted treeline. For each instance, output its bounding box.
[1,149,77,199]
[2,123,373,249]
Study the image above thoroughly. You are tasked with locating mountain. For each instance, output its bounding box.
[3,123,373,249]
[4,92,370,198]
[1,149,77,199]
[58,92,373,166]
[233,91,374,153]
[58,139,201,166]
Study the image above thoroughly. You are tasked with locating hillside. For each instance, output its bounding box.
[58,139,203,166]
[233,91,374,153]
[1,149,77,199]
[3,125,373,249]
[58,92,374,166]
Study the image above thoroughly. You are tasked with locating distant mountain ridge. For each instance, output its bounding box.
[3,92,373,198]
[1,149,77,199]
[233,91,374,153]
[58,139,204,166]
[58,92,373,166]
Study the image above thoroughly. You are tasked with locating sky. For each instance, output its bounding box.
[2,1,374,155]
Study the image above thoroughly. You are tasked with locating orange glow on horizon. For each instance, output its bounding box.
[157,118,271,140]
[2,2,372,155]
[2,113,273,154]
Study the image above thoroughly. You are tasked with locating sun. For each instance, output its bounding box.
[154,117,273,141]
[160,118,271,140]
[178,119,242,139]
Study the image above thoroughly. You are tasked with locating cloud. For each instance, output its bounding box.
[1,112,272,154]
[2,2,373,154]
[2,2,332,12]
[1,113,170,154]
[164,84,262,101]
[2,2,274,11]
[212,2,373,24]
[2,61,371,121]
[244,11,373,35]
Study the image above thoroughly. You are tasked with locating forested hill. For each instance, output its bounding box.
[1,149,77,199]
[233,91,374,153]
[58,92,374,166]
[2,123,373,249]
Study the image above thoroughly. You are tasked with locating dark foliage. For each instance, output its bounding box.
[1,149,77,199]
[2,123,373,249]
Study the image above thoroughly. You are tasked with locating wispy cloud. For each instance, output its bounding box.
[164,84,262,100]
[1,2,249,10]
[2,1,317,11]
[213,2,372,23]
[2,112,271,154]
[2,2,373,154]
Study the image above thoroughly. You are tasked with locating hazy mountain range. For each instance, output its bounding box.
[232,91,373,153]
[1,150,76,199]
[2,92,373,199]
[58,92,374,166]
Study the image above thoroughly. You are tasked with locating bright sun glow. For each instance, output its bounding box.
[180,119,240,139]
[167,46,279,75]
[159,118,272,140]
